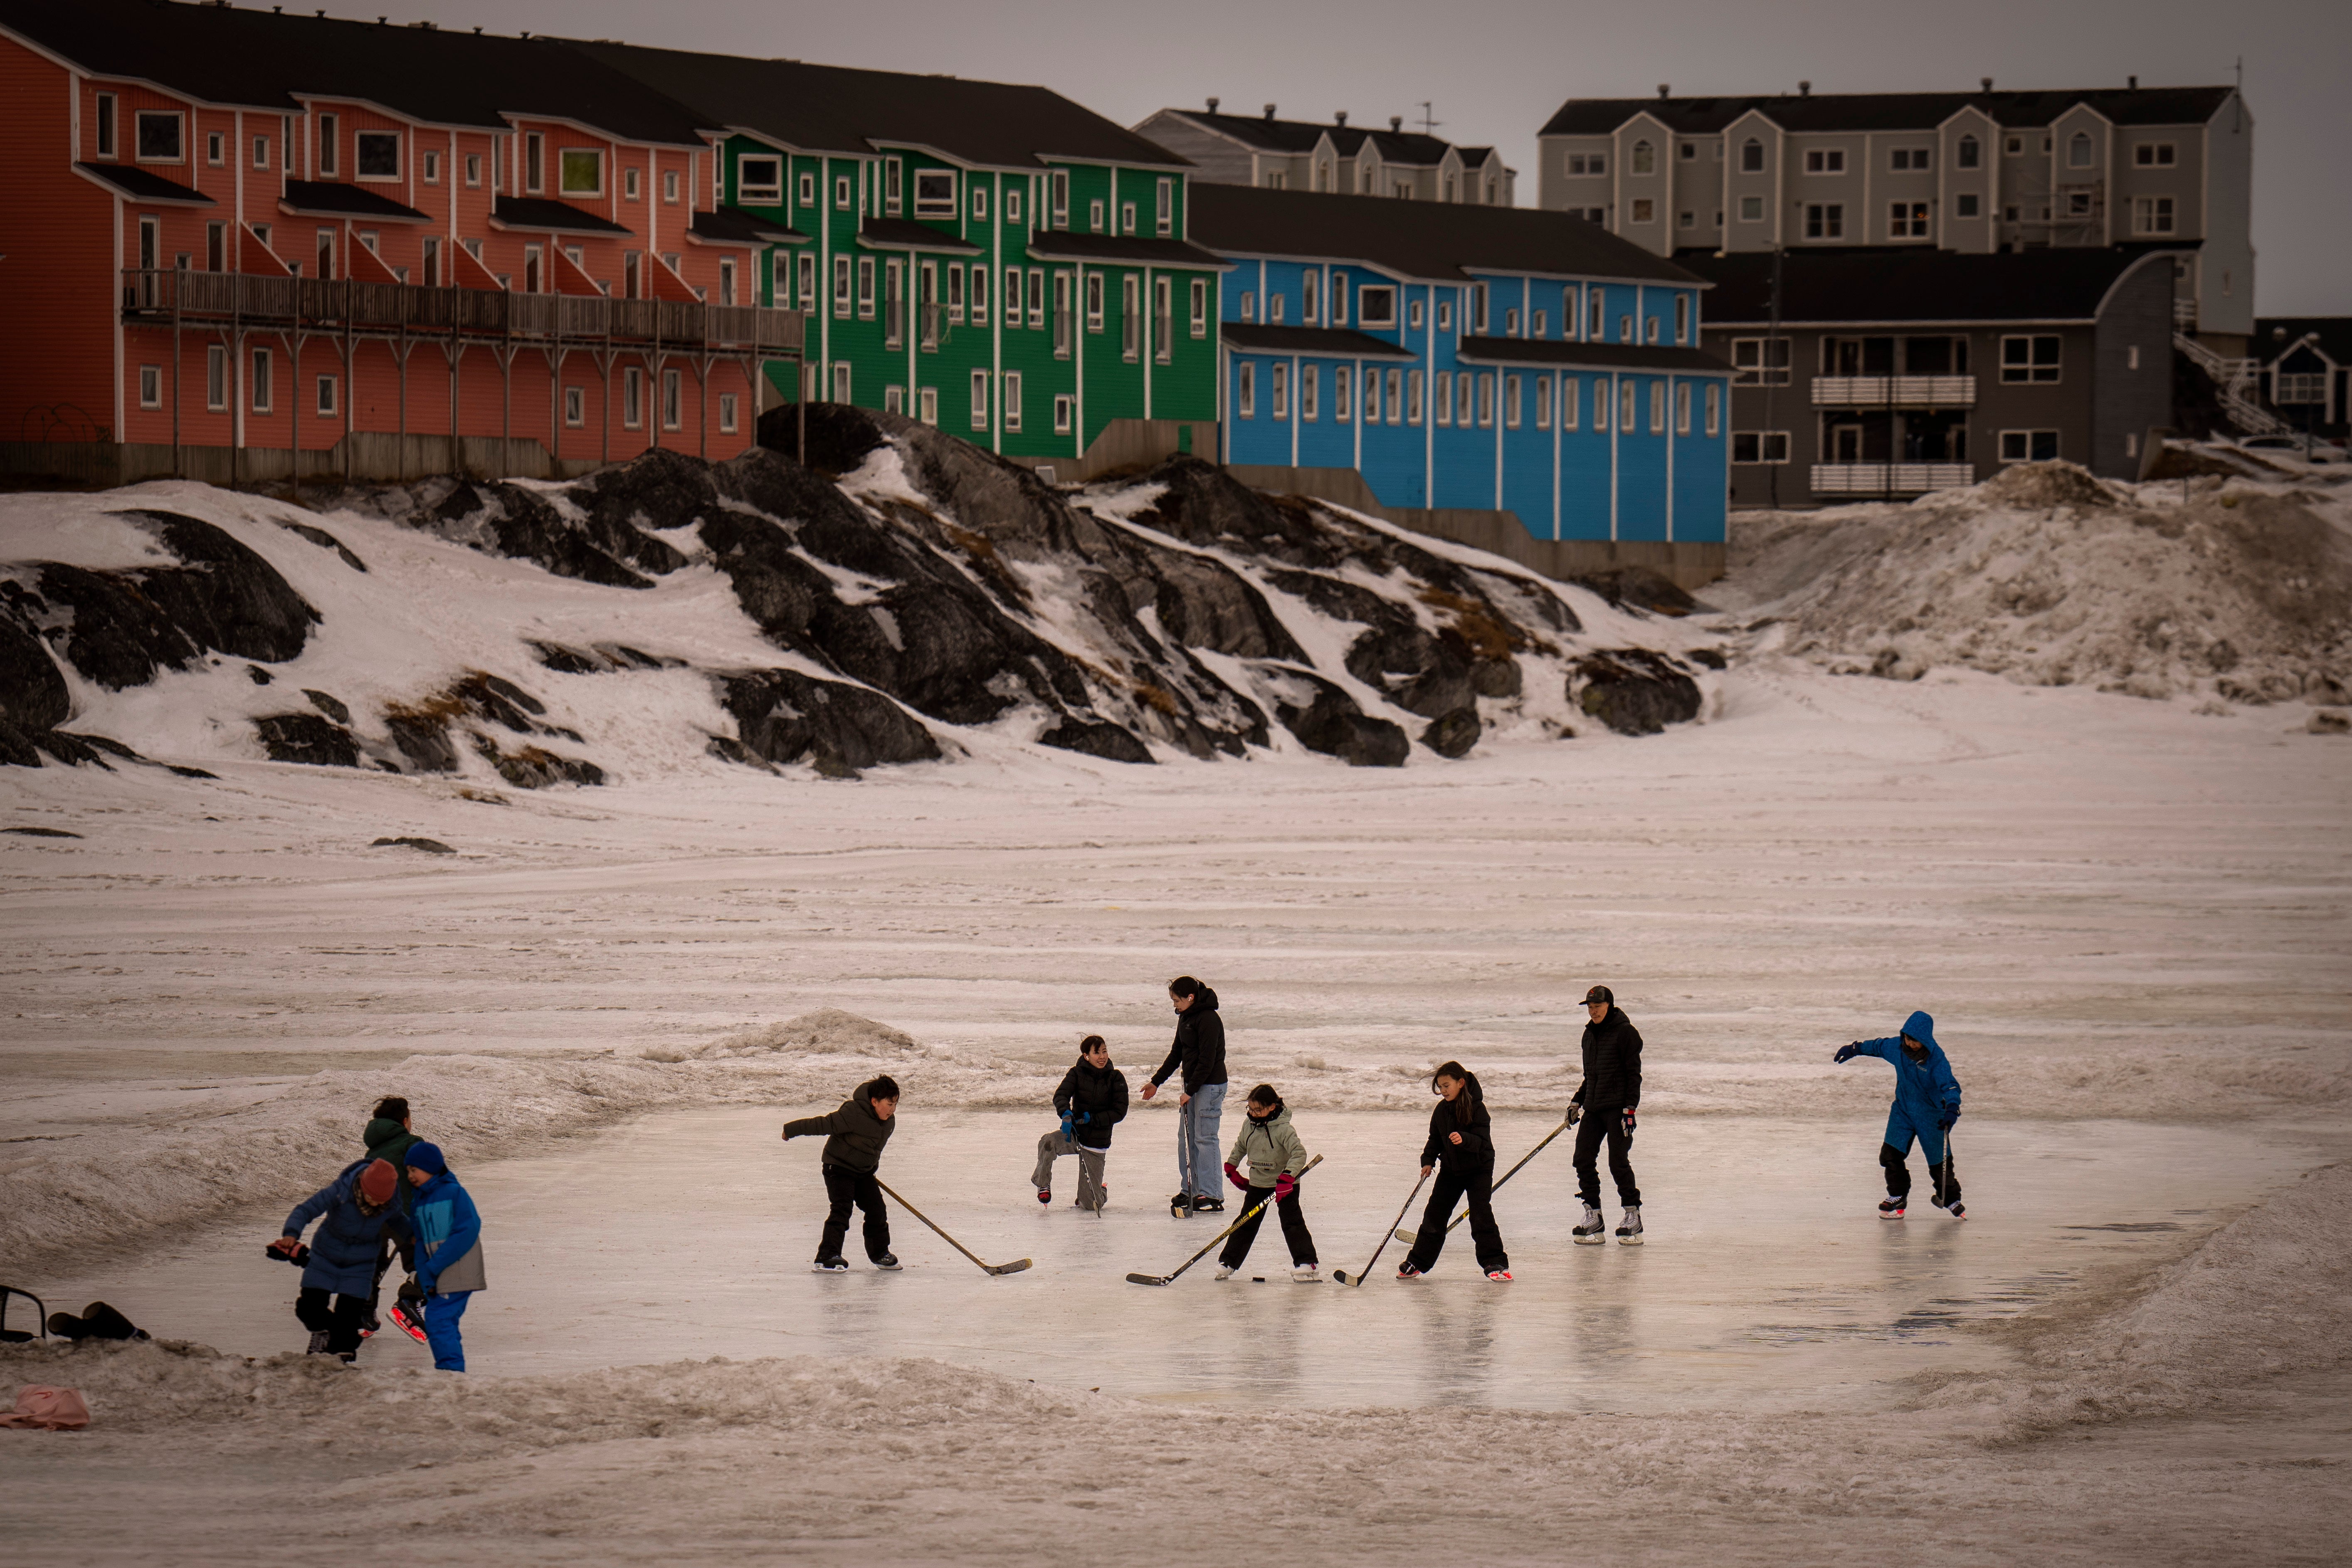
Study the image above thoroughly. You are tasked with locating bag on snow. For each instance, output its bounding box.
[0,1386,91,1430]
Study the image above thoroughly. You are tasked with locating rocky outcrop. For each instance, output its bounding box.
[1570,649,1703,736]
[717,668,942,778]
[255,712,358,767]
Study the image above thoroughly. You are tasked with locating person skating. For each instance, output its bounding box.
[782,1076,903,1272]
[269,1155,412,1364]
[1214,1084,1320,1281]
[361,1096,421,1333]
[1034,1035,1128,1210]
[1569,984,1644,1246]
[1834,1010,1965,1220]
[1397,1062,1511,1281]
[1139,977,1229,1215]
[400,1141,486,1371]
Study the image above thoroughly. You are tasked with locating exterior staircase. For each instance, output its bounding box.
[2174,322,2291,438]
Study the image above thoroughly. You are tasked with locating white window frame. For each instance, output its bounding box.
[1271,361,1288,421]
[1650,380,1666,433]
[1732,430,1790,464]
[1674,380,1691,435]
[1156,177,1173,235]
[1303,365,1320,421]
[912,168,956,219]
[1704,382,1721,436]
[205,131,224,167]
[134,110,185,165]
[833,174,851,210]
[1804,203,1844,240]
[2132,196,2176,236]
[1505,373,1522,428]
[1999,429,2059,463]
[1407,368,1424,425]
[1334,365,1353,423]
[918,387,938,427]
[1088,197,1104,231]
[2000,334,2062,384]
[559,147,605,198]
[96,92,118,159]
[738,154,783,203]
[564,385,586,427]
[1006,188,1022,225]
[1535,375,1550,428]
[1561,377,1580,430]
[1356,285,1397,328]
[1120,200,1136,234]
[623,367,644,429]
[1621,379,1638,431]
[138,364,162,408]
[1434,370,1453,426]
[1002,370,1022,432]
[1238,361,1256,419]
[1476,371,1494,428]
[205,344,227,410]
[252,134,270,170]
[464,154,482,188]
[1803,147,1846,175]
[661,368,683,431]
[970,369,990,430]
[316,374,338,417]
[1673,295,1689,343]
[719,393,738,434]
[1593,377,1610,432]
[1053,392,1074,435]
[2133,142,2177,168]
[355,130,400,182]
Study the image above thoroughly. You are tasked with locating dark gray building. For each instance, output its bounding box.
[1686,246,2177,504]
[2253,319,2351,440]
[1135,102,1513,205]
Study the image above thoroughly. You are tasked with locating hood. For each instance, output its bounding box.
[1190,986,1221,1013]
[1461,1070,1484,1103]
[412,1169,457,1201]
[1249,1102,1291,1129]
[1900,1011,1940,1054]
[363,1116,407,1149]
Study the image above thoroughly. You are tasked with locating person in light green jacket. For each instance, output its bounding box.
[1215,1085,1320,1282]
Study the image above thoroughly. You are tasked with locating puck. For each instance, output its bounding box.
[1252,1276,1266,1282]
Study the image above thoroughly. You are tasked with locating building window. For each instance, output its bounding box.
[1300,365,1320,422]
[2068,132,2093,169]
[1955,193,1981,218]
[1704,383,1721,435]
[1631,140,1655,175]
[205,222,226,272]
[1593,378,1609,431]
[883,159,903,215]
[884,260,903,346]
[913,168,956,218]
[1332,275,1348,326]
[662,369,683,430]
[2127,345,2142,372]
[1406,369,1424,425]
[834,174,851,209]
[316,375,338,417]
[1238,361,1255,419]
[1566,151,1606,175]
[1680,141,1698,161]
[205,345,227,410]
[205,131,223,166]
[1535,375,1551,428]
[136,111,184,163]
[1191,278,1209,338]
[559,148,602,196]
[1673,295,1689,343]
[1804,203,1844,240]
[1333,366,1352,422]
[1357,285,1396,328]
[1003,371,1022,432]
[137,365,162,408]
[563,386,585,427]
[1739,138,1764,173]
[2274,372,2326,404]
[718,393,738,434]
[1561,378,1580,429]
[1052,272,1070,350]
[970,265,989,326]
[521,131,543,192]
[1155,177,1174,236]
[833,255,852,317]
[1268,291,1285,325]
[1732,431,1790,463]
[1533,309,1547,338]
[1379,367,1399,422]
[1803,148,1845,174]
[1620,314,1633,342]
[1434,370,1453,426]
[1650,380,1666,432]
[1587,288,1604,339]
[1678,211,1695,230]
[795,170,814,207]
[2134,142,2177,167]
[355,131,399,180]
[1956,135,1981,169]
[718,257,738,307]
[832,363,852,402]
[1890,147,1931,171]
[738,156,782,202]
[967,370,989,430]
[1301,272,1320,326]
[884,386,906,417]
[1645,315,1660,344]
[1053,393,1074,435]
[1631,198,1654,224]
[857,257,876,319]
[1271,362,1288,420]
[1505,374,1522,428]
[1409,299,1424,331]
[1999,429,2059,462]
[462,153,481,188]
[790,252,814,311]
[1476,372,1494,427]
[1085,197,1103,231]
[2000,335,2061,383]
[1621,379,1639,431]
[1084,272,1104,332]
[251,134,270,170]
[1456,370,1473,426]
[2004,136,2024,156]
[2132,196,2176,235]
[1504,307,1519,337]
[1674,381,1691,434]
[96,93,117,158]
[421,236,442,288]
[623,367,643,428]
[1890,201,1930,238]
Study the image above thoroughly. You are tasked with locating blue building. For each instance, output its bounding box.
[1190,185,1730,569]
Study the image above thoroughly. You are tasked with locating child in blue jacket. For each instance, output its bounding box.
[396,1141,486,1370]
[1834,1010,1965,1219]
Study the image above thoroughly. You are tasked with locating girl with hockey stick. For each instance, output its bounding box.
[1833,1010,1965,1220]
[1397,1062,1511,1281]
[1214,1085,1320,1281]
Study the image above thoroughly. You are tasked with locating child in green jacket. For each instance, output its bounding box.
[1215,1084,1319,1282]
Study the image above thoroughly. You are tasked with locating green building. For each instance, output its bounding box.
[579,46,1226,475]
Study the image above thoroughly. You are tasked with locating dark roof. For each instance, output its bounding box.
[1221,324,1417,361]
[691,207,810,246]
[74,161,213,206]
[1023,231,1228,269]
[859,217,983,254]
[1190,184,1701,287]
[1684,246,2178,325]
[491,196,634,237]
[1362,129,1454,165]
[278,180,432,224]
[1456,337,1731,373]
[0,0,712,144]
[2255,318,2352,367]
[1542,85,2236,137]
[1152,108,1468,167]
[574,42,1187,171]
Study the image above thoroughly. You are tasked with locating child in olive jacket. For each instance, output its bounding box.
[1216,1084,1319,1281]
[783,1075,902,1272]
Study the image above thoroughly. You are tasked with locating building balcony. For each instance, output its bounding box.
[121,269,804,355]
[1811,462,1975,494]
[1811,375,1976,407]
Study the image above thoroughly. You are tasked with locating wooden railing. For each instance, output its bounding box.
[1812,375,1976,407]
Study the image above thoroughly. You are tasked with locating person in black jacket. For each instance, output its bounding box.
[1397,1062,1511,1281]
[782,1075,902,1273]
[1138,977,1229,1214]
[1569,985,1645,1245]
[1033,1035,1128,1210]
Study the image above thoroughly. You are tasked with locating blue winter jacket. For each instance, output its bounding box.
[283,1159,413,1298]
[1851,1010,1963,1128]
[411,1170,483,1297]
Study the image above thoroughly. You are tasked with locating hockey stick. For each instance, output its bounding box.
[873,1178,1033,1276]
[1394,1113,1575,1245]
[1333,1167,1431,1286]
[1128,1154,1323,1286]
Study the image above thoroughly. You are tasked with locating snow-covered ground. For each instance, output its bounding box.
[3,459,2350,1562]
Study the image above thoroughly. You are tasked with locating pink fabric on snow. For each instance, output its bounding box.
[0,1386,91,1430]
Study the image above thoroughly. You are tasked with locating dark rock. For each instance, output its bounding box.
[477,738,605,789]
[1140,548,1305,662]
[28,563,202,689]
[384,711,462,772]
[756,400,893,477]
[1571,566,1699,617]
[603,644,680,669]
[420,480,655,588]
[1038,719,1154,764]
[371,836,454,854]
[718,668,940,776]
[3,825,81,837]
[529,640,606,674]
[566,449,711,575]
[1686,647,1728,670]
[167,764,220,779]
[245,664,272,685]
[276,519,368,572]
[1571,649,1703,736]
[1272,674,1409,767]
[113,511,319,663]
[303,689,351,725]
[704,734,775,771]
[15,726,109,767]
[1421,707,1481,758]
[0,614,69,730]
[1467,653,1522,698]
[256,712,358,767]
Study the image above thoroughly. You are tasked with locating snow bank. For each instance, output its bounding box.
[1719,462,2352,704]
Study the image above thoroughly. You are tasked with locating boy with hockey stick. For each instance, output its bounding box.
[1397,1062,1511,1281]
[1569,985,1645,1245]
[1138,977,1228,1214]
[1214,1084,1321,1281]
[269,1156,412,1363]
[1834,1010,1966,1219]
[399,1141,486,1371]
[783,1076,903,1272]
[1034,1036,1128,1210]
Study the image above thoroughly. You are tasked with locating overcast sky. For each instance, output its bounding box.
[382,0,2346,316]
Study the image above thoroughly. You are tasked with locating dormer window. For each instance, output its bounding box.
[1956,135,1981,169]
[1357,285,1396,328]
[738,155,783,202]
[2068,132,2093,168]
[913,168,956,218]
[1631,140,1655,175]
[356,131,399,180]
[1740,138,1764,173]
[136,111,184,164]
[560,148,603,197]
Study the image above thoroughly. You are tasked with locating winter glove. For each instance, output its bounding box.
[1224,1161,1248,1191]
[1620,1108,1638,1141]
[1563,1104,1582,1126]
[1939,1108,1960,1131]
[1274,1172,1298,1202]
[266,1237,308,1266]
[397,1275,424,1309]
[1834,1043,1860,1063]
[1071,1111,1089,1125]
[1059,1113,1074,1140]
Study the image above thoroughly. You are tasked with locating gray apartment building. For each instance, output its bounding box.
[1536,81,2251,352]
[1136,102,1515,206]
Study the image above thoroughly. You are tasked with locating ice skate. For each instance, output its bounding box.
[1192,1194,1224,1213]
[1396,1262,1424,1279]
[1572,1203,1608,1245]
[305,1330,332,1355]
[1214,1263,1236,1280]
[1486,1269,1514,1282]
[1291,1263,1321,1283]
[1945,1201,1967,1220]
[1879,1197,1907,1219]
[386,1301,427,1344]
[811,1256,849,1274]
[1615,1205,1644,1246]
[871,1253,902,1270]
[1036,1189,1051,1205]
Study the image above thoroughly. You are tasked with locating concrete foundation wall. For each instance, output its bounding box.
[0,435,597,489]
[1002,418,1219,484]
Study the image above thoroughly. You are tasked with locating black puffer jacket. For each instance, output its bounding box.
[1151,987,1229,1093]
[1420,1071,1495,1167]
[1573,1007,1644,1111]
[1053,1056,1130,1148]
[783,1081,898,1171]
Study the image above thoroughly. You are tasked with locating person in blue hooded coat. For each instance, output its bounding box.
[269,1156,412,1362]
[401,1141,486,1371]
[1834,1010,1965,1219]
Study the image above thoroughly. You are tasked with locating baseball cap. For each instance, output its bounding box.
[1583,985,1614,1006]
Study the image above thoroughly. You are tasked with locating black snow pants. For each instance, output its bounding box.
[820,1165,892,1262]
[1573,1105,1641,1208]
[1403,1157,1508,1274]
[1219,1183,1317,1269]
[296,1287,370,1355]
[1881,1142,1962,1206]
